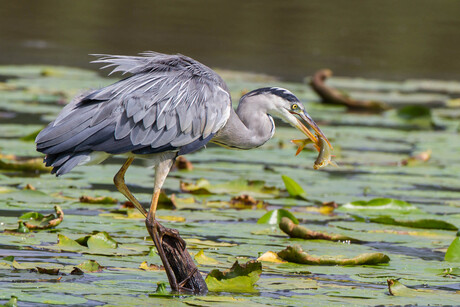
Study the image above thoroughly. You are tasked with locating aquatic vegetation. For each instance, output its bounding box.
[0,65,459,305]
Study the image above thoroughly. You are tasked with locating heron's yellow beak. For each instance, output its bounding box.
[294,111,332,151]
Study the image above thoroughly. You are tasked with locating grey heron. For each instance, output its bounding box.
[35,52,331,291]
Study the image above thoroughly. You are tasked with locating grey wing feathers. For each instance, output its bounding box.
[36,52,231,175]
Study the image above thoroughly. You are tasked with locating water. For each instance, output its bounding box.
[1,0,459,81]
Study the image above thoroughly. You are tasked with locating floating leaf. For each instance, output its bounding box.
[86,231,118,250]
[181,178,279,198]
[76,260,103,272]
[278,245,390,265]
[79,195,117,204]
[36,267,60,275]
[281,175,308,200]
[19,205,64,230]
[1,296,18,307]
[257,251,287,263]
[20,128,42,142]
[445,231,460,262]
[3,221,31,233]
[229,194,266,209]
[340,198,419,213]
[397,105,431,120]
[279,217,360,242]
[57,234,86,252]
[175,156,193,170]
[369,216,458,230]
[0,156,50,172]
[257,209,299,225]
[205,260,262,292]
[194,249,220,265]
[139,261,162,271]
[387,279,418,297]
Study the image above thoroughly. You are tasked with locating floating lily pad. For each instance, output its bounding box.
[257,209,299,225]
[205,260,262,292]
[340,198,419,213]
[76,260,103,272]
[281,175,308,200]
[445,231,460,262]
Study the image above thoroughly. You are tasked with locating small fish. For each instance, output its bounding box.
[314,136,338,170]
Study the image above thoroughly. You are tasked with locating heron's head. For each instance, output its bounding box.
[243,87,332,149]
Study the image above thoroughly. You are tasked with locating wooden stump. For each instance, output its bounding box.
[145,218,208,295]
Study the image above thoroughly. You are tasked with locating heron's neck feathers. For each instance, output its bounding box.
[211,95,274,149]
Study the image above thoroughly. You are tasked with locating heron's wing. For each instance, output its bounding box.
[36,53,232,157]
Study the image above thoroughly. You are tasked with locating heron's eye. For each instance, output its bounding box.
[291,104,298,110]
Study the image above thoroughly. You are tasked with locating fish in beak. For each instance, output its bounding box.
[292,110,332,151]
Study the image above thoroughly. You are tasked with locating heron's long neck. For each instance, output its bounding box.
[211,98,274,149]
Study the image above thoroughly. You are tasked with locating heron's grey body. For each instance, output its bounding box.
[35,52,330,292]
[36,52,296,175]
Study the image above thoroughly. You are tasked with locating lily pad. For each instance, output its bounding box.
[445,231,460,262]
[281,175,308,200]
[181,178,279,198]
[340,198,419,213]
[194,249,220,265]
[19,205,64,230]
[205,260,262,293]
[257,209,299,225]
[76,260,103,272]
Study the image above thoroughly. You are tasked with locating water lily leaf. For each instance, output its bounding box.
[86,231,118,250]
[0,156,50,172]
[194,249,220,265]
[79,195,117,204]
[1,296,18,307]
[445,231,460,262]
[340,198,419,213]
[0,256,26,270]
[279,217,360,242]
[257,209,299,225]
[397,105,431,120]
[387,279,418,297]
[205,260,262,292]
[369,216,458,230]
[441,267,460,276]
[139,261,162,271]
[257,251,287,263]
[281,175,308,200]
[19,128,42,142]
[278,245,390,265]
[229,194,267,210]
[181,178,280,198]
[4,221,30,233]
[57,234,87,252]
[36,267,60,275]
[76,260,103,272]
[19,205,64,230]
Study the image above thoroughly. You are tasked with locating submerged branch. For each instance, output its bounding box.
[279,217,360,242]
[309,69,390,112]
[278,245,390,265]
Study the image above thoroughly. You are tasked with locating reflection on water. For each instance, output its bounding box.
[0,0,459,81]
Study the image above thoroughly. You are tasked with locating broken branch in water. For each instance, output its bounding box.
[279,217,360,242]
[145,218,208,294]
[309,69,390,112]
[278,245,390,265]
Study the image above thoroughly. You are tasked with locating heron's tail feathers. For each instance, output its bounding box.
[44,151,91,176]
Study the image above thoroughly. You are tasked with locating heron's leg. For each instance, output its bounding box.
[147,158,175,222]
[113,157,147,217]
